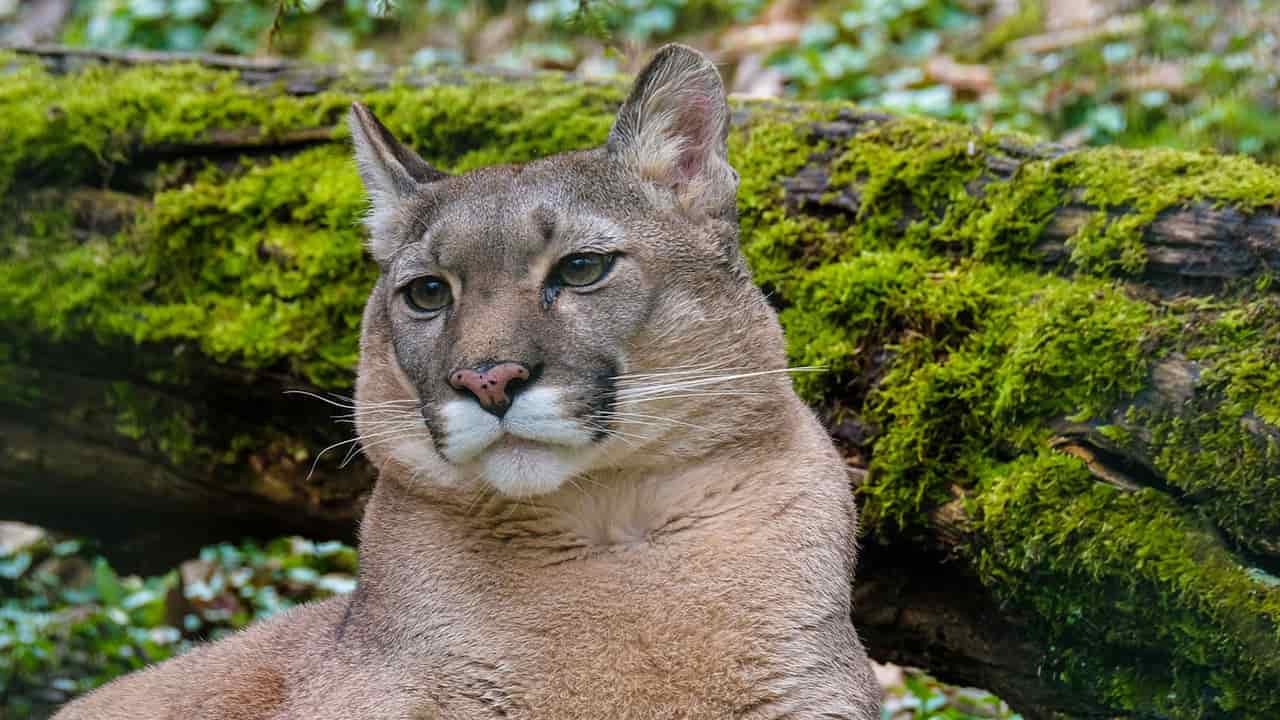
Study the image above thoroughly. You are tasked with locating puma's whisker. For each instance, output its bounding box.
[613,366,825,399]
[285,388,421,411]
[341,428,423,468]
[594,411,712,433]
[613,391,774,406]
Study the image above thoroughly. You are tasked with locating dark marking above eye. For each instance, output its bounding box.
[532,205,556,243]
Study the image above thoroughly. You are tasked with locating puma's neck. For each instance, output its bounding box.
[345,422,810,644]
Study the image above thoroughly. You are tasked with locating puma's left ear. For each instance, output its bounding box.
[608,44,737,219]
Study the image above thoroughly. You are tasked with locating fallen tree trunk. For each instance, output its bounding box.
[1,45,1278,719]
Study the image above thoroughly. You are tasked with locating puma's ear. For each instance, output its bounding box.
[608,44,736,219]
[348,103,447,260]
[349,102,445,202]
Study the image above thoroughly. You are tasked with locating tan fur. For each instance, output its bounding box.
[54,44,880,719]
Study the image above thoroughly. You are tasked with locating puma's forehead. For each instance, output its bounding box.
[388,151,637,275]
[421,148,627,216]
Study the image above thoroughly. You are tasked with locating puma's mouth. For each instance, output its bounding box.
[435,386,597,496]
[438,387,595,462]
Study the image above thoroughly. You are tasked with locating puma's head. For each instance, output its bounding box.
[351,44,788,498]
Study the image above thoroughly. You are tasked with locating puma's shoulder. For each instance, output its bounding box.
[53,596,350,720]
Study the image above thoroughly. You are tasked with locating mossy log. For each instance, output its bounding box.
[2,46,1278,719]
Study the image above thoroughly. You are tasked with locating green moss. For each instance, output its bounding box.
[1132,403,1280,558]
[0,343,41,409]
[779,250,1001,397]
[0,147,371,387]
[106,381,200,464]
[974,451,1280,718]
[1187,298,1280,426]
[826,117,990,255]
[864,274,1158,526]
[0,52,623,191]
[987,280,1160,430]
[1096,297,1280,555]
[1054,147,1280,274]
[358,75,621,173]
[732,103,845,293]
[0,53,350,197]
[773,207,1161,526]
[823,114,1280,275]
[772,175,1277,712]
[822,118,1075,268]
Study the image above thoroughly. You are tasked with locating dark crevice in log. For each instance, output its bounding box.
[1049,417,1280,573]
[853,539,1117,720]
[1045,425,1280,576]
[2,335,369,572]
[136,126,338,159]
[18,132,339,199]
[0,411,326,572]
[1048,425,1182,496]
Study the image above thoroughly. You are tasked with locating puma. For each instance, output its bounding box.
[54,44,881,719]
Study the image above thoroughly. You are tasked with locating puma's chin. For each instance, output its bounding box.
[480,438,580,496]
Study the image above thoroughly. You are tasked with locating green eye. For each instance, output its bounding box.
[555,253,614,287]
[404,276,452,313]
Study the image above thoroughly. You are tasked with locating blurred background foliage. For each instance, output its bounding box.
[2,0,1277,717]
[3,0,1278,160]
[1,528,355,717]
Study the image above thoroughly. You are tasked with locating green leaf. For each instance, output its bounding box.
[0,552,31,579]
[93,558,125,607]
[128,0,169,21]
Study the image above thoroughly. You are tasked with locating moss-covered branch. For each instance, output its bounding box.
[2,46,1278,719]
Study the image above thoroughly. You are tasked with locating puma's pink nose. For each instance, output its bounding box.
[449,362,532,416]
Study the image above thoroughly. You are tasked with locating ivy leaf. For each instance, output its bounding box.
[0,552,32,580]
[94,558,125,607]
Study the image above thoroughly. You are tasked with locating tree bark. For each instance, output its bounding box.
[2,45,1278,719]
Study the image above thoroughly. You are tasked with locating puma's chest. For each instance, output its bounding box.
[411,580,799,719]
[423,618,780,719]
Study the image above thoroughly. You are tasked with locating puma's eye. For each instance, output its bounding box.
[555,253,614,287]
[404,276,452,313]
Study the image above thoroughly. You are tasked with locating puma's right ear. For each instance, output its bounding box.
[348,103,447,260]
[608,44,736,219]
[349,102,445,202]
